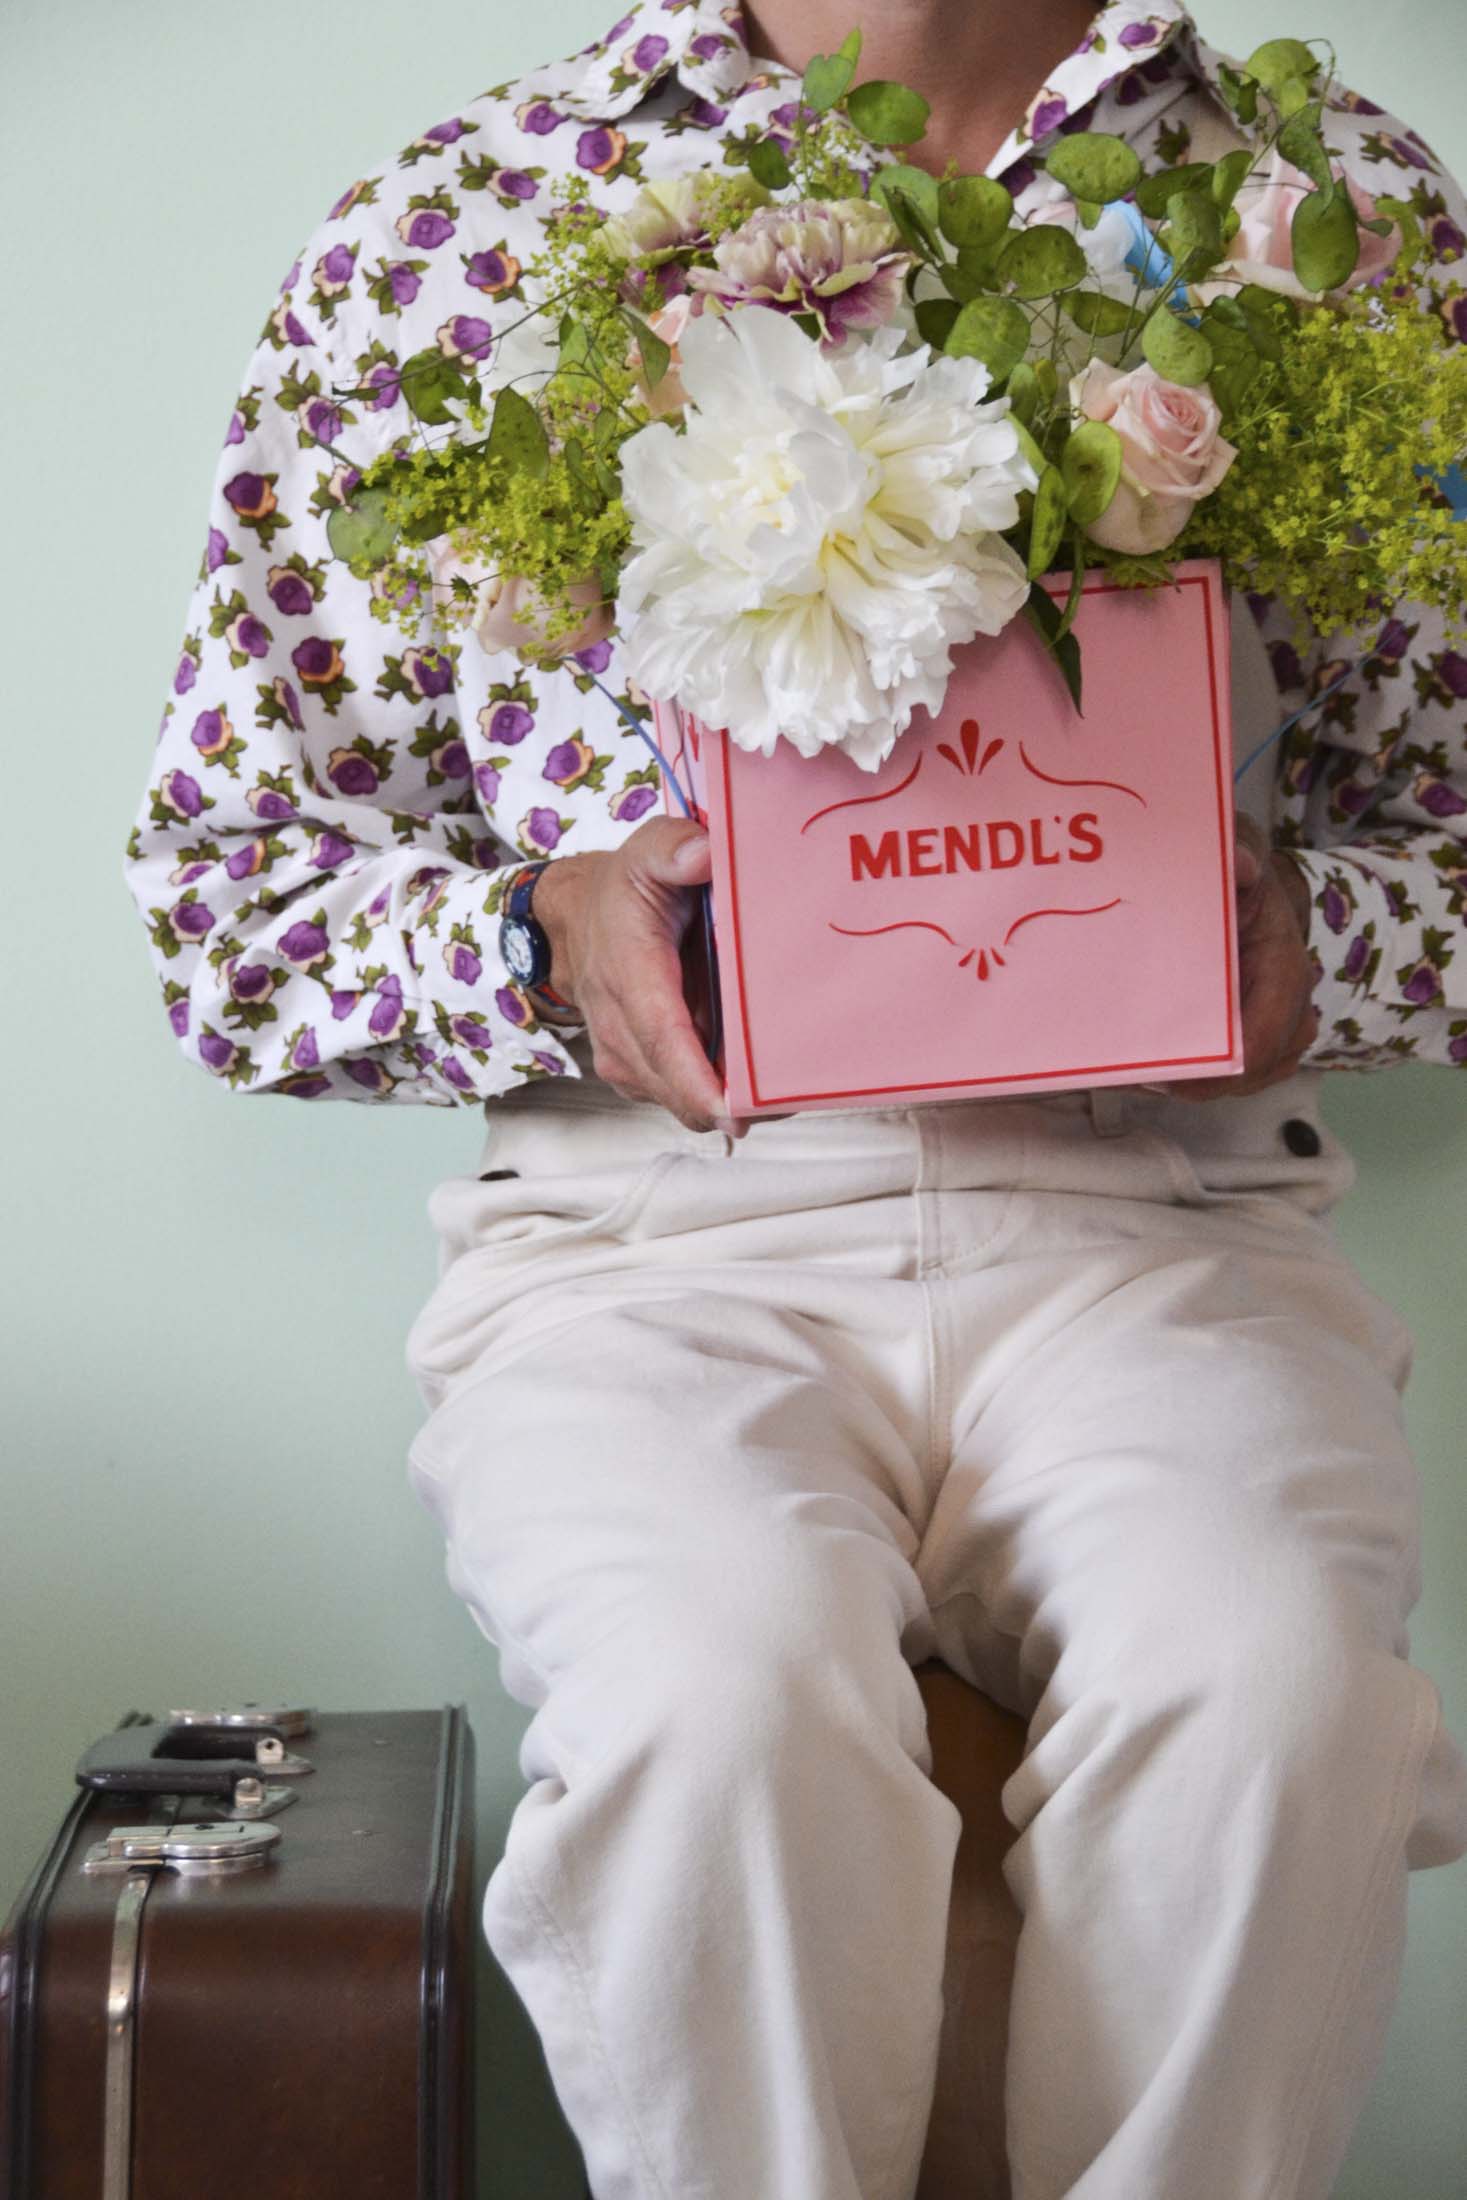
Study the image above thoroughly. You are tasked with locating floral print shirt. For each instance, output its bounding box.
[121,0,1467,1107]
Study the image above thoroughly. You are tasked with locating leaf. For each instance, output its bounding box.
[1024,584,1083,712]
[870,162,940,229]
[1162,188,1223,274]
[1292,181,1360,292]
[1012,417,1046,478]
[802,29,862,112]
[747,137,792,190]
[1043,132,1143,206]
[622,308,671,388]
[1372,193,1419,248]
[326,485,397,570]
[943,295,1029,381]
[1197,317,1264,419]
[399,347,471,425]
[1061,420,1123,525]
[1237,283,1289,360]
[845,79,931,146]
[1133,162,1213,219]
[486,385,549,478]
[1209,148,1255,209]
[1053,536,1088,646]
[1243,38,1320,98]
[1007,361,1039,425]
[1277,105,1332,191]
[1141,307,1213,385]
[875,177,944,261]
[1064,288,1136,338]
[1075,198,1103,231]
[996,223,1088,299]
[1027,467,1068,580]
[1216,64,1260,126]
[913,296,960,349]
[937,174,1013,248]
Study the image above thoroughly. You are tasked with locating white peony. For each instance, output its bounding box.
[614,305,1036,769]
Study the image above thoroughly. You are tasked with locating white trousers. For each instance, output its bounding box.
[404,1068,1467,2200]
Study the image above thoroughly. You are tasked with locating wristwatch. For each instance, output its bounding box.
[498,861,579,1018]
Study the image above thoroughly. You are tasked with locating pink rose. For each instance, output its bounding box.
[628,291,697,419]
[1195,142,1399,304]
[1069,360,1237,555]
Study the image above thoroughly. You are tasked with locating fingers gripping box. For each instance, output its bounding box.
[655,561,1243,1115]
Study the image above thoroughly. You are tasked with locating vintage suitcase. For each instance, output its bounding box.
[0,1703,475,2200]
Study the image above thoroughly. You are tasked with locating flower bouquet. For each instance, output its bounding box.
[330,29,1467,1110]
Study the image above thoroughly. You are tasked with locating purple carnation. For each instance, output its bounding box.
[248,787,297,823]
[441,1055,473,1090]
[345,1058,392,1092]
[610,784,657,823]
[329,991,359,1021]
[1321,882,1350,935]
[1420,778,1467,818]
[518,101,565,136]
[572,639,613,675]
[320,243,356,283]
[451,1016,493,1049]
[387,262,422,306]
[1403,961,1442,1004]
[524,806,563,851]
[1438,652,1467,698]
[447,942,482,987]
[313,829,357,867]
[495,170,537,201]
[475,762,501,806]
[1030,97,1068,139]
[304,399,344,444]
[190,709,229,754]
[631,33,669,70]
[496,985,532,1026]
[232,615,270,658]
[1343,935,1371,982]
[229,961,274,1002]
[205,527,230,573]
[435,740,471,779]
[465,249,516,293]
[1375,619,1411,662]
[169,999,190,1038]
[1120,19,1163,48]
[425,118,468,145]
[174,653,197,695]
[440,314,493,360]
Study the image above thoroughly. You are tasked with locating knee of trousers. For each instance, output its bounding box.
[1027,1596,1437,1835]
[492,1525,936,1793]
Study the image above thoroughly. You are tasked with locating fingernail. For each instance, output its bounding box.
[675,835,706,872]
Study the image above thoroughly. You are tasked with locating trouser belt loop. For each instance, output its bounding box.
[1086,1085,1129,1138]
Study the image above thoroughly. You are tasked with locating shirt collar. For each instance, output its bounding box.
[529,0,1197,143]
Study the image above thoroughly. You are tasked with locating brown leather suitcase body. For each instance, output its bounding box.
[0,1703,475,2200]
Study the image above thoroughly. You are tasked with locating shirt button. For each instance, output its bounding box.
[1281,1118,1322,1158]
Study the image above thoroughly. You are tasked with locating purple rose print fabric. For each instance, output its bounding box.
[122,0,1467,1103]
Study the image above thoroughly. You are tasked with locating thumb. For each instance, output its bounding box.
[655,825,711,882]
[1234,841,1261,892]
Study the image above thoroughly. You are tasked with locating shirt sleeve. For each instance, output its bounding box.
[1261,131,1467,1075]
[121,247,588,1108]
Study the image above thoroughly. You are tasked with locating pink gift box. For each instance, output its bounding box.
[654,559,1244,1115]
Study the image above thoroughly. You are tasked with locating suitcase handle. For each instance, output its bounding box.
[75,1717,314,1795]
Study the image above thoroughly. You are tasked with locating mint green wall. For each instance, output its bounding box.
[2,6,1462,2193]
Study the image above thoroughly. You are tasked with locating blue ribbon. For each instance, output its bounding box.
[587,672,696,817]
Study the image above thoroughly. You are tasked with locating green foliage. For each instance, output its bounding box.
[1142,309,1213,386]
[937,176,1013,249]
[996,224,1088,299]
[1292,182,1361,292]
[802,29,862,113]
[1043,133,1142,206]
[1180,279,1467,644]
[1027,466,1068,579]
[845,80,931,147]
[399,348,475,425]
[943,295,1029,381]
[326,486,397,572]
[1061,422,1123,526]
[747,139,792,191]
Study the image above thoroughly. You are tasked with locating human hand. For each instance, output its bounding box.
[1142,814,1320,1102]
[533,820,748,1136]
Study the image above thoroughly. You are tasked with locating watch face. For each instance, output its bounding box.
[502,919,538,982]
